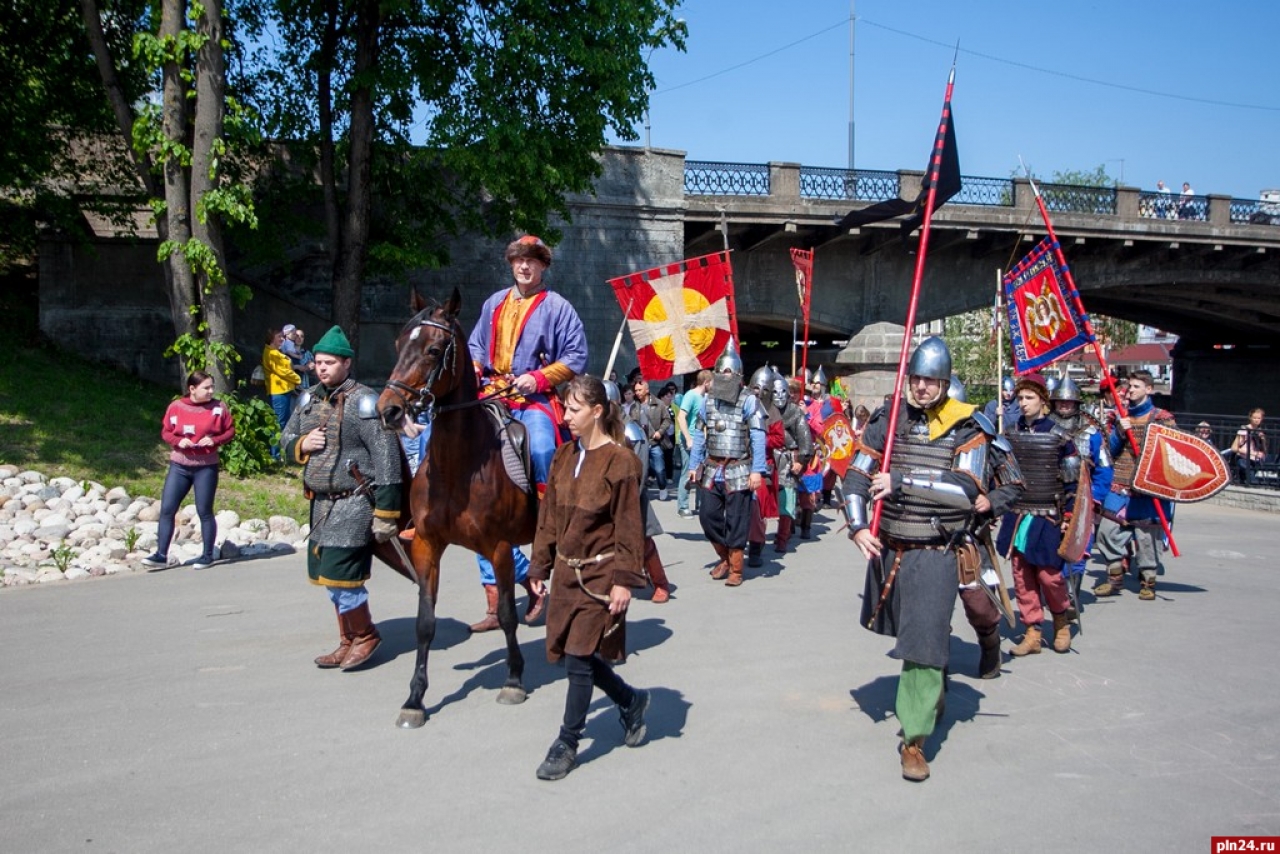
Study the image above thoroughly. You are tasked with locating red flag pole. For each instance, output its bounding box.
[869,66,955,539]
[801,250,814,376]
[1023,174,1179,557]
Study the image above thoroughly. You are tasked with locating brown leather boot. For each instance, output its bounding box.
[725,548,744,587]
[644,540,671,603]
[314,607,352,669]
[1138,577,1156,601]
[900,739,929,782]
[469,584,500,633]
[339,602,381,671]
[521,579,546,624]
[1010,624,1042,656]
[774,516,792,553]
[1052,611,1072,653]
[709,543,730,580]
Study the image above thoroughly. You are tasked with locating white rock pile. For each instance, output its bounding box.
[0,464,309,587]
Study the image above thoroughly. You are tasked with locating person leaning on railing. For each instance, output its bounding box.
[1228,408,1267,485]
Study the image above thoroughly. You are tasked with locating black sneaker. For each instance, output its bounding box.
[620,689,651,747]
[140,553,170,569]
[535,739,578,781]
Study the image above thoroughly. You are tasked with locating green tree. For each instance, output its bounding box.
[80,0,258,390]
[245,0,686,346]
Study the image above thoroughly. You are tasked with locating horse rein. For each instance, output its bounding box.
[383,316,459,421]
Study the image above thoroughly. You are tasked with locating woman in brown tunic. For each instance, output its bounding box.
[530,375,651,781]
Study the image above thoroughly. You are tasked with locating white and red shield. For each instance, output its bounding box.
[1133,423,1230,502]
[607,252,735,380]
[821,412,856,477]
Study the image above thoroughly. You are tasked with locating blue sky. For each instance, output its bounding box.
[620,0,1280,199]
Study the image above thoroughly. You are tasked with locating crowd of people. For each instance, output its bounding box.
[138,234,1261,788]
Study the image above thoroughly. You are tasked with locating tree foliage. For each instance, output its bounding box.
[241,0,686,343]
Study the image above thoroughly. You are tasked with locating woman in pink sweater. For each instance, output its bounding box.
[140,371,236,570]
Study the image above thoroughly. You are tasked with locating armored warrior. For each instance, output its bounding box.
[687,340,768,588]
[1048,377,1114,603]
[983,376,1020,432]
[772,374,816,554]
[996,374,1080,656]
[1093,370,1176,600]
[282,326,403,672]
[844,337,1022,782]
[745,365,784,568]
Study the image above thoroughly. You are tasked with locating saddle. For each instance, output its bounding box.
[482,400,536,496]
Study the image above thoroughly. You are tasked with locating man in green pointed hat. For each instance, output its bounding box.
[281,325,402,672]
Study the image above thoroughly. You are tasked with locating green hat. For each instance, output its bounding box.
[313,325,354,358]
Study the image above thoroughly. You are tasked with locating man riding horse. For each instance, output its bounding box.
[464,235,588,628]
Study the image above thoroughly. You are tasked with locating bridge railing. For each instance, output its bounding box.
[684,160,1280,229]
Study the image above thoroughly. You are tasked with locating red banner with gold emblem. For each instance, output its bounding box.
[1133,423,1230,502]
[607,252,736,380]
[821,412,856,478]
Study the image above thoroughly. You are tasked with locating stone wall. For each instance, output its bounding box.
[37,146,688,389]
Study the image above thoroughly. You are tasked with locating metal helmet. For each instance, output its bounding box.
[771,374,791,410]
[812,365,828,389]
[748,364,777,396]
[713,337,743,377]
[947,373,968,402]
[906,336,952,381]
[602,379,622,405]
[1001,376,1016,395]
[1049,376,1082,403]
[1045,374,1061,395]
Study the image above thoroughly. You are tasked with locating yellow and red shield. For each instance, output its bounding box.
[1133,423,1230,502]
[821,412,856,477]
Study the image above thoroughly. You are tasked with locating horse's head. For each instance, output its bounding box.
[378,288,465,431]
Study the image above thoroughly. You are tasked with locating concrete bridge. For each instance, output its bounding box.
[37,146,1280,412]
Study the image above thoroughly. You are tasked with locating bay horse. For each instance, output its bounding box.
[376,288,539,728]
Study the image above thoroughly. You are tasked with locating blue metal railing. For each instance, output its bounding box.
[683,160,1280,227]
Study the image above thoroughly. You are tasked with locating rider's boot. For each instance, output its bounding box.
[521,579,547,624]
[314,606,352,669]
[469,584,501,633]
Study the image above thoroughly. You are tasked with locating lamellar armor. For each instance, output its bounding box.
[775,401,814,490]
[283,379,402,548]
[1006,426,1073,516]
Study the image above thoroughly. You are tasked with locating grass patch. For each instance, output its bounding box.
[0,275,309,521]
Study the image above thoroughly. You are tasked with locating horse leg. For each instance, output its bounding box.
[488,542,527,705]
[397,543,439,729]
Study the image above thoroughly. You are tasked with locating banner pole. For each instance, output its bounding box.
[995,268,1005,434]
[869,66,955,540]
[602,297,633,382]
[1023,171,1178,556]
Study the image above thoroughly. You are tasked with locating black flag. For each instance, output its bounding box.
[836,98,960,236]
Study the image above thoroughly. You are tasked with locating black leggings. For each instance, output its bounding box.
[156,463,219,559]
[559,653,635,748]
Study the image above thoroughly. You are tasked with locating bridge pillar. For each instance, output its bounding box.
[769,162,801,199]
[1171,340,1280,415]
[1116,185,1141,219]
[833,322,908,411]
[1207,194,1232,227]
[1012,178,1037,217]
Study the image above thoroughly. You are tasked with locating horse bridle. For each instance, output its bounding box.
[384,316,459,422]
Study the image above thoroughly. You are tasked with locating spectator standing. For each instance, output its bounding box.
[287,326,316,389]
[262,328,301,461]
[637,377,673,500]
[141,371,236,570]
[1178,182,1198,220]
[676,370,711,518]
[1229,408,1267,485]
[1155,180,1173,218]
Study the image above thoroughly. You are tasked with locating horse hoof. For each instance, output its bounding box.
[396,708,426,729]
[497,686,527,705]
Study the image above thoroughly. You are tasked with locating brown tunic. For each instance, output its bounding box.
[530,440,646,663]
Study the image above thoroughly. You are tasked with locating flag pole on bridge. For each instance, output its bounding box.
[867,63,958,542]
[1021,167,1179,557]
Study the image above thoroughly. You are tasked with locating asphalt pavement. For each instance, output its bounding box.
[2,498,1278,853]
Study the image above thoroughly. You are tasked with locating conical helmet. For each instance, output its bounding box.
[771,374,791,410]
[906,336,952,381]
[1050,376,1082,403]
[602,379,622,404]
[748,364,777,396]
[1001,376,1016,394]
[713,337,743,378]
[813,365,828,388]
[947,373,968,402]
